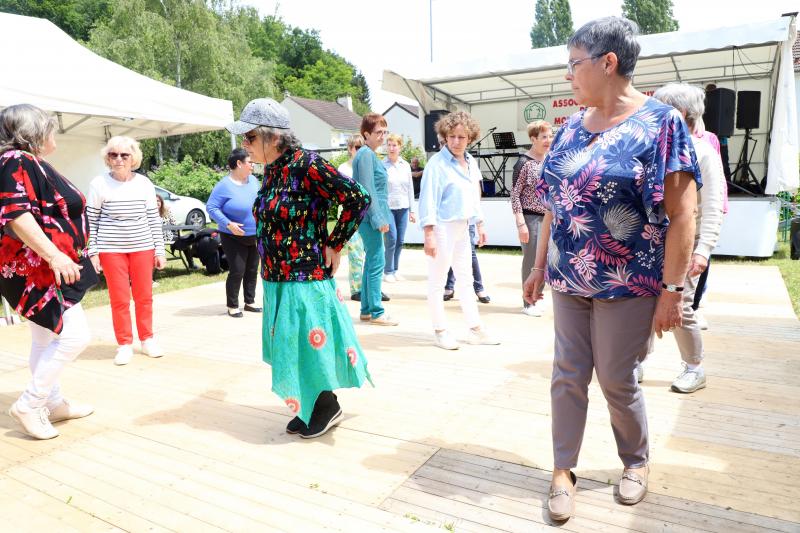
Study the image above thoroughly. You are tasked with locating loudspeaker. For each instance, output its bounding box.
[736,91,761,130]
[424,110,448,152]
[702,88,735,138]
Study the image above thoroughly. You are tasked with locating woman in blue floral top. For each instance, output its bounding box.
[227,98,371,439]
[522,18,700,520]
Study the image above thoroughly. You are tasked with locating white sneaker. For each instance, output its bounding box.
[695,311,709,330]
[48,398,94,423]
[522,305,543,317]
[393,272,406,281]
[434,330,459,350]
[467,328,500,345]
[114,344,134,366]
[8,402,59,440]
[383,273,397,283]
[671,364,706,393]
[141,338,164,358]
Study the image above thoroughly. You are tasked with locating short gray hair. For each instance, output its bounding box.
[568,17,641,79]
[102,135,143,170]
[652,83,705,131]
[0,104,57,156]
[252,126,302,153]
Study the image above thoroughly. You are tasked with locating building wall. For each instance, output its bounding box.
[282,99,334,149]
[385,108,423,148]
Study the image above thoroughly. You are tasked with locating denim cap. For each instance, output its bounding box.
[226,98,291,134]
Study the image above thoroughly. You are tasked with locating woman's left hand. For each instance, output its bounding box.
[324,246,341,274]
[476,223,488,247]
[652,291,683,338]
[154,255,166,270]
[409,212,416,223]
[688,253,708,278]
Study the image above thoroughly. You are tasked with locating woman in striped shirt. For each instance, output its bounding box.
[86,136,166,366]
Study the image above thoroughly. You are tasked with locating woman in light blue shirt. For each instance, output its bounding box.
[382,133,416,282]
[352,113,397,326]
[206,148,260,317]
[418,111,499,350]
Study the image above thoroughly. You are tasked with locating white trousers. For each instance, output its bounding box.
[19,303,91,410]
[426,220,482,331]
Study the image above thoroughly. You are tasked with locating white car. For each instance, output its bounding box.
[154,185,208,227]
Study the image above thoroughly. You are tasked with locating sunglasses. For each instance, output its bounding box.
[108,152,131,160]
[243,133,258,144]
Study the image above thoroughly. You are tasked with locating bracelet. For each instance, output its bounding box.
[517,223,526,228]
[531,267,545,273]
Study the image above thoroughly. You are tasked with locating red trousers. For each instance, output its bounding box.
[99,250,154,345]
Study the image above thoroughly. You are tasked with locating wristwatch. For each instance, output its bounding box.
[661,283,684,293]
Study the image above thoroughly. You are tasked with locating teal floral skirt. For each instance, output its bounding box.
[262,278,372,424]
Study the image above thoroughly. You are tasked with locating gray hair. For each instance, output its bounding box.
[568,17,641,79]
[0,104,57,156]
[652,83,706,131]
[102,135,143,170]
[253,126,302,153]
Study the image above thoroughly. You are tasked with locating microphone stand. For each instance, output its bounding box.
[469,127,496,154]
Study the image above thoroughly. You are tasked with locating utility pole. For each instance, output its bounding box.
[429,0,433,62]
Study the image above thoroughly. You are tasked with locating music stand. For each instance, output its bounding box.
[492,132,517,150]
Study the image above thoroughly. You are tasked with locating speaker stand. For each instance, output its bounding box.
[730,129,763,194]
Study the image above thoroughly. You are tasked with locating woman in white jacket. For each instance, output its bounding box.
[653,83,725,394]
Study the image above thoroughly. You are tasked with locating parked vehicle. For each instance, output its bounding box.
[154,185,208,227]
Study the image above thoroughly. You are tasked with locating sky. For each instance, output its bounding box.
[247,0,799,112]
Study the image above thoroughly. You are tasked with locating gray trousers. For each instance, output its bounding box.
[520,214,543,306]
[551,291,656,469]
[672,265,704,365]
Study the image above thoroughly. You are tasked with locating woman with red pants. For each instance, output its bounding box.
[87,136,166,365]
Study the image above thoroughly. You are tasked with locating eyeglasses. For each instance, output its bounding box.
[108,152,131,160]
[566,53,606,75]
[243,133,258,144]
[372,129,388,137]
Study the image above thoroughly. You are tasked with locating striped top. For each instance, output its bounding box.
[86,172,165,256]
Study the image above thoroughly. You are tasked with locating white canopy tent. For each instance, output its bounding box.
[0,12,234,192]
[384,15,799,255]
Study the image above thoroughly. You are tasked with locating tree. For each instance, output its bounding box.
[87,0,274,164]
[530,0,574,48]
[0,0,111,40]
[621,0,679,34]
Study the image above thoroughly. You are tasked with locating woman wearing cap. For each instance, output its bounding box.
[227,98,372,439]
[523,17,699,520]
[352,113,397,326]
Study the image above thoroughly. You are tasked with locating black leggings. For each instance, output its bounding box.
[219,232,260,309]
[692,259,710,311]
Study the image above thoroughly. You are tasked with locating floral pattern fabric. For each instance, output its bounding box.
[511,158,547,215]
[254,148,369,282]
[539,98,701,299]
[0,150,90,332]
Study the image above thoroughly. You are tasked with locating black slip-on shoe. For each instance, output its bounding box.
[381,292,391,302]
[299,391,342,439]
[286,416,306,434]
[243,304,262,313]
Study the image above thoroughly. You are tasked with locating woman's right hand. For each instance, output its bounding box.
[227,221,246,236]
[378,224,389,234]
[518,224,529,244]
[49,252,82,287]
[90,255,102,273]
[523,269,545,305]
[423,231,437,258]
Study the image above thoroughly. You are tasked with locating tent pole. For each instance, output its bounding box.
[230,133,236,150]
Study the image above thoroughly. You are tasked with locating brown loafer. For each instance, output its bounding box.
[618,466,648,505]
[370,314,398,326]
[359,314,370,321]
[548,471,577,521]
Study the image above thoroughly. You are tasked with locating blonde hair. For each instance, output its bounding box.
[527,120,552,139]
[435,111,480,144]
[102,136,143,170]
[0,104,57,156]
[386,133,404,146]
[346,134,364,150]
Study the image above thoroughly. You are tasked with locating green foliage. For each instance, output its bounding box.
[400,138,426,168]
[148,156,222,203]
[530,0,573,48]
[621,0,679,34]
[0,0,112,40]
[327,150,350,170]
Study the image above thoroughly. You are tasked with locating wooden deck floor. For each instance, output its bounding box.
[1,249,798,532]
